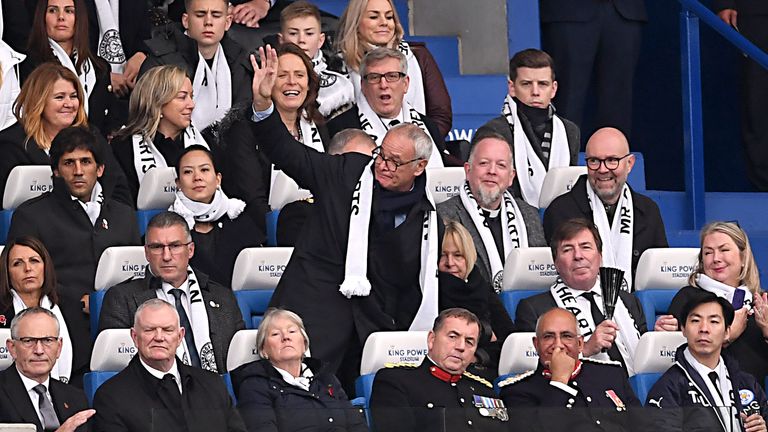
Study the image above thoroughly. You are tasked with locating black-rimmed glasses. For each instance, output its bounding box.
[362,72,406,84]
[372,146,421,172]
[145,242,192,256]
[585,154,632,170]
[14,337,59,348]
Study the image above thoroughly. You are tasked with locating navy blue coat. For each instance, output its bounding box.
[645,344,768,432]
[231,358,368,432]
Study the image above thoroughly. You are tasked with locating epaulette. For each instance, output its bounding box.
[383,362,419,369]
[462,371,493,389]
[497,370,535,388]
[581,357,623,367]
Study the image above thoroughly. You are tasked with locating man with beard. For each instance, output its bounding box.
[543,127,667,291]
[437,129,546,290]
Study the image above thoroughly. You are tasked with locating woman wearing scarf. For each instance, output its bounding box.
[0,236,90,387]
[111,65,210,204]
[335,0,452,138]
[169,145,264,287]
[660,221,768,382]
[21,0,114,134]
[0,63,130,204]
[219,43,328,210]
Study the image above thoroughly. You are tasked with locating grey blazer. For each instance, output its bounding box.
[98,270,245,373]
[437,194,547,285]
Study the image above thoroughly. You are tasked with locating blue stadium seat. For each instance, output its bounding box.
[500,290,545,322]
[495,332,537,391]
[235,291,274,329]
[136,209,163,236]
[1,166,54,243]
[635,290,678,326]
[89,290,107,340]
[136,167,177,235]
[83,371,118,406]
[84,329,135,405]
[630,372,664,404]
[231,248,293,328]
[90,246,148,339]
[633,248,699,324]
[500,248,557,320]
[265,210,279,246]
[630,331,685,403]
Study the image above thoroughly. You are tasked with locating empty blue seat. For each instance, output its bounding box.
[265,210,280,246]
[500,290,545,322]
[231,248,293,328]
[234,291,274,329]
[84,329,135,405]
[630,372,663,404]
[633,248,699,324]
[631,331,686,403]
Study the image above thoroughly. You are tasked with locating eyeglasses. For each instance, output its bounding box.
[585,154,632,171]
[14,337,59,348]
[145,242,192,256]
[362,71,406,84]
[372,146,421,172]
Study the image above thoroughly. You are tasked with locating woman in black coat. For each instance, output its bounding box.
[169,145,264,287]
[231,308,368,432]
[0,236,90,387]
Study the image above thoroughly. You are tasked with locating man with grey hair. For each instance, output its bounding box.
[93,298,246,432]
[99,211,244,374]
[0,307,94,431]
[327,47,446,168]
[248,45,445,392]
[438,129,546,291]
[327,128,376,156]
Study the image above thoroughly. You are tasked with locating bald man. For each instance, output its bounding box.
[498,308,641,432]
[543,128,667,290]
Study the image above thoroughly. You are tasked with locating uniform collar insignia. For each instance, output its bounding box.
[430,365,461,383]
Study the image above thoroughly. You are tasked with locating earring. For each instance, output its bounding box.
[160,114,164,119]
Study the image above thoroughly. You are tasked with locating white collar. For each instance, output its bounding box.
[272,363,314,390]
[140,356,181,385]
[162,277,190,294]
[16,367,50,392]
[684,346,723,377]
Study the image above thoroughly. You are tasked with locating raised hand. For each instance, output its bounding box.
[250,45,278,112]
[654,314,679,332]
[582,320,619,356]
[549,346,577,384]
[752,291,768,337]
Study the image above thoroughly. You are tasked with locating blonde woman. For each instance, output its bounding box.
[111,65,209,203]
[663,221,768,381]
[335,0,452,137]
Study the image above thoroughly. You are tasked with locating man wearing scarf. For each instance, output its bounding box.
[99,211,244,374]
[544,127,668,291]
[499,308,641,432]
[437,129,546,291]
[249,46,444,392]
[515,219,647,376]
[476,49,580,208]
[7,127,140,351]
[140,0,254,133]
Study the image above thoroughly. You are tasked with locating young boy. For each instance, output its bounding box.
[279,1,353,118]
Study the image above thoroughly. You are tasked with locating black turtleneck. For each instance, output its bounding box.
[372,173,427,235]
[152,132,186,168]
[513,97,554,165]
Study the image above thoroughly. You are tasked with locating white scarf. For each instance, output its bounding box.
[298,112,324,153]
[72,181,104,226]
[550,278,641,375]
[93,0,126,73]
[191,44,232,130]
[11,291,73,383]
[683,348,738,432]
[169,188,245,229]
[696,274,753,311]
[156,267,216,372]
[48,39,95,115]
[273,362,314,391]
[501,95,569,207]
[312,51,354,117]
[131,125,209,184]
[356,96,443,168]
[0,41,24,131]
[458,181,527,290]
[586,180,634,291]
[339,160,439,331]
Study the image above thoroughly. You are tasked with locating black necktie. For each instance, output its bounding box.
[169,288,201,368]
[388,119,401,128]
[159,374,182,410]
[708,371,724,402]
[582,291,626,369]
[32,384,60,431]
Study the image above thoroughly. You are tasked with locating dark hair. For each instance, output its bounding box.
[679,292,735,328]
[508,49,555,81]
[280,0,322,28]
[432,307,481,333]
[276,43,323,125]
[550,218,603,259]
[49,126,102,169]
[0,237,59,311]
[174,145,219,176]
[146,211,192,243]
[28,0,103,76]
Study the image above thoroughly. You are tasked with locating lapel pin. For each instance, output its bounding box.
[64,402,69,409]
[102,219,109,230]
[209,301,220,308]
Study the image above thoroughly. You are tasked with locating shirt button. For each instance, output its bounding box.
[328,418,334,423]
[586,397,592,402]
[467,420,473,426]
[460,398,465,404]
[572,381,578,386]
[566,404,572,409]
[451,383,457,387]
[427,403,434,409]
[596,420,601,425]
[568,398,575,404]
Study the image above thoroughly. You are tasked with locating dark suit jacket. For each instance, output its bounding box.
[98,271,244,373]
[0,366,90,432]
[543,175,668,278]
[92,356,246,432]
[539,0,647,22]
[712,0,768,14]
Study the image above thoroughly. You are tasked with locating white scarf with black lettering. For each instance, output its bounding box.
[156,267,216,372]
[192,44,232,130]
[312,51,354,117]
[586,180,634,291]
[93,0,126,73]
[339,160,439,331]
[356,96,442,168]
[550,278,640,375]
[131,125,209,183]
[11,291,72,383]
[48,39,95,114]
[169,188,246,229]
[298,112,324,153]
[696,274,753,311]
[501,95,569,207]
[72,181,104,226]
[0,41,24,131]
[458,181,527,289]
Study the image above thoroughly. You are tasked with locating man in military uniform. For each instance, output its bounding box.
[370,308,508,432]
[499,307,641,431]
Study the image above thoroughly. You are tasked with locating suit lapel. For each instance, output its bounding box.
[49,379,78,426]
[133,276,161,308]
[1,367,44,430]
